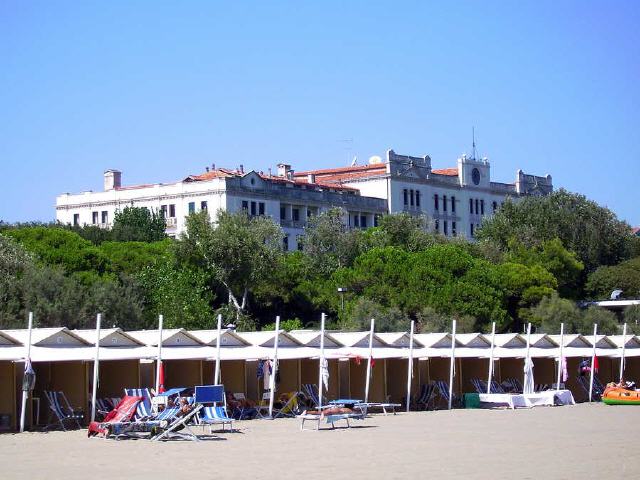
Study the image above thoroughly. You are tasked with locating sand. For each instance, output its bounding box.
[0,403,638,480]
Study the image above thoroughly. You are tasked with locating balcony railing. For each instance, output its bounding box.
[165,217,177,227]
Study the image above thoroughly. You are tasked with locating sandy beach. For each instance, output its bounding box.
[1,403,638,480]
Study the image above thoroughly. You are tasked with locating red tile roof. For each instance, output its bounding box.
[632,227,640,236]
[432,167,458,176]
[293,163,387,184]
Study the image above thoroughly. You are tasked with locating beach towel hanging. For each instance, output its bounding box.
[593,355,599,373]
[321,358,329,390]
[561,357,568,382]
[257,360,264,378]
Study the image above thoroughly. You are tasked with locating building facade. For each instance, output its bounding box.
[55,148,552,248]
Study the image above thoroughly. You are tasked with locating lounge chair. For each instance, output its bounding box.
[274,391,303,418]
[44,390,84,430]
[228,392,257,420]
[256,392,272,418]
[434,380,459,408]
[490,381,505,394]
[299,403,368,431]
[87,395,142,437]
[197,386,234,433]
[503,377,523,394]
[415,383,436,410]
[124,388,153,419]
[302,383,321,407]
[576,375,605,401]
[471,378,488,394]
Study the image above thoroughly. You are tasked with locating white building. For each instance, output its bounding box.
[55,148,552,248]
[293,149,552,238]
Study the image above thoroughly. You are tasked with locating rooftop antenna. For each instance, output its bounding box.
[471,126,478,161]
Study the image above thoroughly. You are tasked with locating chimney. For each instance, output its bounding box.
[205,166,210,172]
[307,173,316,184]
[104,169,122,191]
[277,163,291,177]
[239,164,244,174]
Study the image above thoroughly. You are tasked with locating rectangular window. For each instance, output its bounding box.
[101,211,108,224]
[242,201,249,212]
[292,208,300,222]
[403,189,408,206]
[169,204,176,217]
[475,199,479,215]
[480,199,485,215]
[360,215,367,228]
[283,235,289,250]
[416,191,421,208]
[492,201,498,212]
[258,202,265,215]
[161,205,168,217]
[435,219,439,232]
[73,213,80,226]
[92,212,98,224]
[444,220,448,236]
[354,215,359,227]
[280,205,286,220]
[188,202,195,214]
[201,201,208,211]
[469,199,474,214]
[410,189,414,206]
[434,194,439,211]
[374,215,380,227]
[451,196,456,212]
[443,195,447,212]
[250,201,257,216]
[470,223,475,237]
[452,221,457,237]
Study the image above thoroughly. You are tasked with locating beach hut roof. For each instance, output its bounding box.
[1,327,90,347]
[492,333,527,348]
[330,331,387,347]
[455,333,491,348]
[188,329,250,347]
[288,330,342,348]
[527,334,558,348]
[592,335,617,348]
[71,328,144,347]
[128,328,203,347]
[236,331,302,347]
[377,332,424,347]
[0,331,21,346]
[413,333,461,348]
[607,335,640,348]
[549,334,592,348]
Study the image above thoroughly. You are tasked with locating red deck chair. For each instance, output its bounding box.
[88,395,142,437]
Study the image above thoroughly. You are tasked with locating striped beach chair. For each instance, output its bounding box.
[471,378,487,394]
[44,390,84,430]
[124,388,153,420]
[415,383,436,410]
[302,384,321,407]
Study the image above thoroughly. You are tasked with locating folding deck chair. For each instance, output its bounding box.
[124,388,153,420]
[434,380,459,409]
[302,384,321,408]
[415,383,436,410]
[503,377,523,394]
[471,378,488,394]
[228,393,257,420]
[88,395,142,437]
[273,392,303,418]
[196,385,234,433]
[490,381,505,394]
[44,390,84,430]
[576,375,605,401]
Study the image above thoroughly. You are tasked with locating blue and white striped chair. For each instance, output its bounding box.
[200,406,233,432]
[195,385,234,433]
[302,384,321,407]
[124,388,153,420]
[44,390,83,430]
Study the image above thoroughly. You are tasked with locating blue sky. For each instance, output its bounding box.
[1,1,638,225]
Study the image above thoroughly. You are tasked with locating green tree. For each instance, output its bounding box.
[300,208,363,276]
[477,189,634,273]
[580,306,619,335]
[363,213,436,252]
[623,305,640,334]
[176,210,283,321]
[263,317,304,331]
[585,257,640,300]
[111,206,166,242]
[528,294,583,334]
[0,234,33,327]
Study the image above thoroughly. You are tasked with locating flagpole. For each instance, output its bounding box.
[155,314,163,395]
[619,323,627,382]
[90,313,101,423]
[523,323,532,394]
[364,318,375,404]
[556,323,564,392]
[268,315,280,418]
[448,319,456,410]
[318,313,326,409]
[406,320,415,413]
[589,323,598,402]
[487,322,496,394]
[214,314,222,385]
[19,312,33,433]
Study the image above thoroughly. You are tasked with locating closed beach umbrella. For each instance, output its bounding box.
[523,323,534,394]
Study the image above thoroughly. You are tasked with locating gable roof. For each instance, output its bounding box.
[377,332,424,348]
[413,333,461,348]
[330,331,387,348]
[188,329,250,347]
[549,334,592,348]
[0,331,21,346]
[236,331,302,348]
[288,330,342,348]
[127,329,203,347]
[607,335,640,348]
[456,333,491,348]
[592,335,617,349]
[71,328,144,347]
[2,328,90,347]
[527,334,558,348]
[492,333,527,348]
